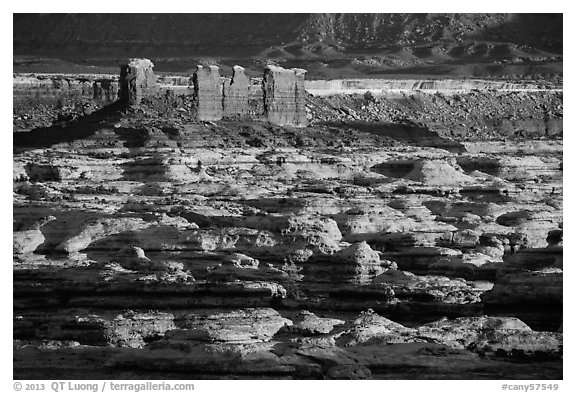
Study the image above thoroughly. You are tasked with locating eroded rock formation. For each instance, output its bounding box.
[223,66,250,118]
[263,65,308,127]
[119,58,157,105]
[193,65,223,121]
[93,79,119,102]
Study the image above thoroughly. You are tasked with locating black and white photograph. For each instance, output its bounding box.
[10,5,568,386]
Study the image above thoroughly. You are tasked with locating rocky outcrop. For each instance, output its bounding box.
[404,159,475,185]
[373,269,492,305]
[93,79,119,102]
[336,310,562,358]
[483,268,562,307]
[337,309,415,346]
[305,78,552,96]
[13,216,56,255]
[290,310,345,334]
[13,74,111,104]
[305,242,389,284]
[111,246,182,272]
[166,308,291,343]
[223,66,250,118]
[119,58,157,105]
[482,238,563,307]
[54,217,152,253]
[193,65,223,121]
[14,310,176,348]
[418,316,562,357]
[263,65,307,127]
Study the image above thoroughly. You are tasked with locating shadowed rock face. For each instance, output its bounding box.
[193,65,223,121]
[263,65,308,127]
[93,79,119,102]
[293,68,307,126]
[223,66,250,118]
[119,58,157,105]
